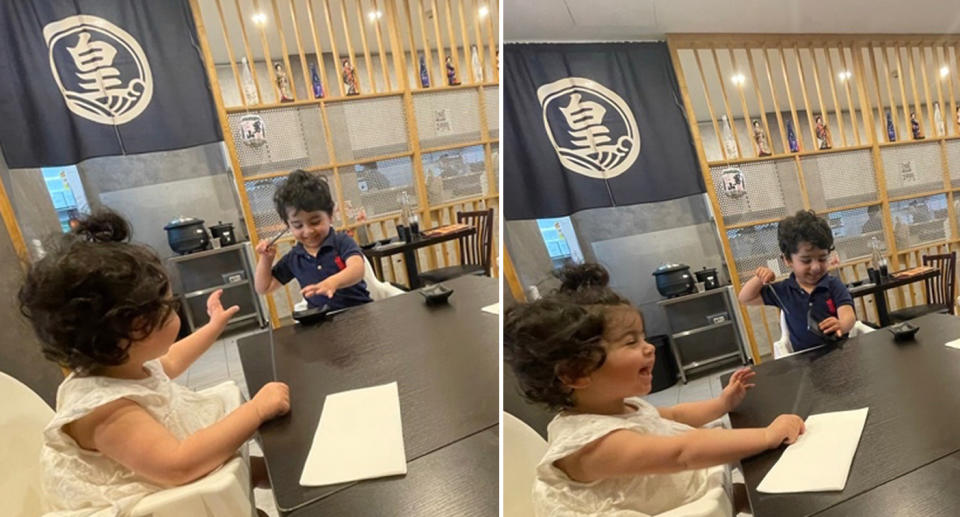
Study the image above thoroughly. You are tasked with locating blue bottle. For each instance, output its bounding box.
[786,120,799,152]
[419,54,430,88]
[310,63,324,99]
[886,110,896,142]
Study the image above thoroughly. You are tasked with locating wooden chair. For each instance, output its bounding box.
[889,252,956,323]
[419,208,494,284]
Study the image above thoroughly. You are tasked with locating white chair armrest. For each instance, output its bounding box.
[129,456,253,517]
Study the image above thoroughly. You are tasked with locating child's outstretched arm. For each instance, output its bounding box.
[300,255,365,299]
[739,267,776,306]
[658,368,756,427]
[161,290,240,379]
[72,382,290,487]
[555,414,804,483]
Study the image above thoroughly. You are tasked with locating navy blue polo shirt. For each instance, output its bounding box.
[761,273,854,351]
[272,229,372,310]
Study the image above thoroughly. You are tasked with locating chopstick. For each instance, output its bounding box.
[266,227,289,247]
[764,283,790,317]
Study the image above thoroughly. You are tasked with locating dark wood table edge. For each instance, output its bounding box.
[849,269,941,298]
[362,226,477,259]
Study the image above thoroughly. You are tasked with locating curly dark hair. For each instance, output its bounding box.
[778,210,835,257]
[18,210,179,374]
[274,169,335,222]
[504,263,635,410]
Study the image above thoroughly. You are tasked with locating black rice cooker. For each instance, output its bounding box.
[164,216,211,255]
[652,263,697,298]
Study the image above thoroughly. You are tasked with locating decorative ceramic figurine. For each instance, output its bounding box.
[752,119,772,156]
[274,62,294,102]
[419,53,430,88]
[445,56,460,86]
[471,45,483,82]
[886,110,896,142]
[911,112,924,139]
[934,101,945,136]
[786,119,799,152]
[720,114,738,158]
[309,63,324,99]
[240,57,258,105]
[815,115,832,150]
[342,58,359,96]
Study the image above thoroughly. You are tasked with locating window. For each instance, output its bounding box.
[41,166,89,233]
[537,217,584,269]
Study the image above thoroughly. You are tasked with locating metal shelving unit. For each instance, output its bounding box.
[658,286,750,383]
[166,242,266,333]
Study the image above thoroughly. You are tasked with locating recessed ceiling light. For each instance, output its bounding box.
[368,10,382,21]
[478,5,489,18]
[730,73,745,85]
[941,66,950,78]
[251,12,267,26]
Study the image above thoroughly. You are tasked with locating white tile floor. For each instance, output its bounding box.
[173,328,277,517]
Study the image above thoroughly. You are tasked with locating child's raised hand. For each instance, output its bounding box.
[818,316,844,337]
[206,289,241,327]
[255,240,277,261]
[721,367,756,412]
[251,381,291,422]
[765,414,805,448]
[755,266,776,284]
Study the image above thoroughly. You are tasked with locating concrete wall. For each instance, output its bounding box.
[0,154,62,406]
[78,143,247,261]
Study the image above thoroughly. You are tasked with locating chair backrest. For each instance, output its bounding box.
[923,252,957,314]
[503,412,547,517]
[0,371,54,516]
[362,255,404,301]
[457,208,494,275]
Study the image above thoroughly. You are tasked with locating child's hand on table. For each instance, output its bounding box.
[206,289,240,327]
[252,382,291,422]
[765,414,806,447]
[755,267,776,284]
[721,367,756,412]
[818,316,844,337]
[301,279,337,299]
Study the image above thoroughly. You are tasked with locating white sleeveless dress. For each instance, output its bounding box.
[533,397,727,516]
[40,359,244,516]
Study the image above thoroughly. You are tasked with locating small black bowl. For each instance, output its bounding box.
[419,284,453,304]
[378,237,393,245]
[292,304,331,325]
[888,321,920,341]
[360,241,377,251]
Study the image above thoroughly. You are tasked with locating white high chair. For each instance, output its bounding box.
[503,412,735,517]
[0,371,255,517]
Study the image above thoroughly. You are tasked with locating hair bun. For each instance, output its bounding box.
[555,263,610,292]
[73,210,130,243]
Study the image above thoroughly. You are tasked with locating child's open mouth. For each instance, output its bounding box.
[638,365,653,377]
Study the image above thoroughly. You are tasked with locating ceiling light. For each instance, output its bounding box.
[251,12,267,26]
[730,73,745,86]
[368,10,382,21]
[478,5,489,18]
[941,66,950,78]
[838,70,852,81]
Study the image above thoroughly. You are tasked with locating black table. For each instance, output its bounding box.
[726,313,960,516]
[849,268,940,326]
[238,275,498,516]
[363,226,476,289]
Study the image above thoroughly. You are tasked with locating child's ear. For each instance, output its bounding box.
[556,363,592,390]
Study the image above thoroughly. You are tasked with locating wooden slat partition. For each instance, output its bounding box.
[670,33,960,358]
[190,0,500,327]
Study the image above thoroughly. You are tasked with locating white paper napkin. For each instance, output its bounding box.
[757,407,869,493]
[481,302,499,315]
[945,338,960,349]
[299,382,407,486]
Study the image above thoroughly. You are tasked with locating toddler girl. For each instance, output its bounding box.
[505,264,804,515]
[19,211,290,515]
